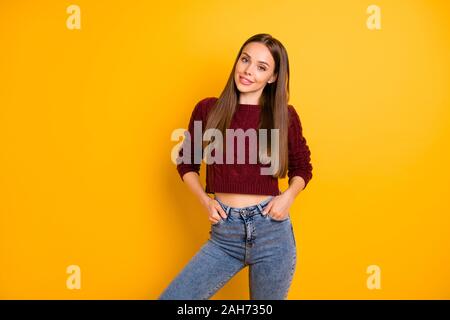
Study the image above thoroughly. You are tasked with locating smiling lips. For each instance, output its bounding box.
[239,76,254,85]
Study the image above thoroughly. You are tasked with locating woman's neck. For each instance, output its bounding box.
[238,92,262,105]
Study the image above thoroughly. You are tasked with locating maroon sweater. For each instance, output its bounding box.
[176,97,313,196]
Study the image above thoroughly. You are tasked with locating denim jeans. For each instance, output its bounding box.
[158,195,297,300]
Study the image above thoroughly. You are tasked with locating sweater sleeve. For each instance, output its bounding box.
[176,99,205,181]
[287,105,313,188]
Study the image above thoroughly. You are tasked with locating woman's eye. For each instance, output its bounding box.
[241,57,266,71]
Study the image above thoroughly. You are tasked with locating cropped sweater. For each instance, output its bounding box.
[176,97,313,196]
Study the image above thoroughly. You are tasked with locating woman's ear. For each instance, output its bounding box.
[268,74,277,84]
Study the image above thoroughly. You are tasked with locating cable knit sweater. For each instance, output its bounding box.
[176,97,313,196]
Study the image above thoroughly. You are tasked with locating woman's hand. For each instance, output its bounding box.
[262,191,295,221]
[202,198,227,224]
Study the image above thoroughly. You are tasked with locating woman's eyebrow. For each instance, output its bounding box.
[242,52,270,67]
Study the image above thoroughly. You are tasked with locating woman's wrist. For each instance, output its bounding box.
[284,176,305,199]
[282,188,296,201]
[198,193,211,208]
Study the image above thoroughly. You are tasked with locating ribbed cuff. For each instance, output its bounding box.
[288,170,312,189]
[177,167,199,181]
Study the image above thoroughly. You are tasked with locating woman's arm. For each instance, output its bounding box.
[181,172,211,207]
[284,176,306,199]
[286,105,313,189]
[181,172,227,223]
[263,177,305,219]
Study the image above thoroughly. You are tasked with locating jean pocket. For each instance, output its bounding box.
[212,216,229,226]
[264,213,290,223]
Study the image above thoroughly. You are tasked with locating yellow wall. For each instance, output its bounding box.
[1,0,449,299]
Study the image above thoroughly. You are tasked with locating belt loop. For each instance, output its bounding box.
[256,203,263,214]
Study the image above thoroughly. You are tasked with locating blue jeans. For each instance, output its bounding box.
[158,195,297,300]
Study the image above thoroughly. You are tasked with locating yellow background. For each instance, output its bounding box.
[1,0,449,299]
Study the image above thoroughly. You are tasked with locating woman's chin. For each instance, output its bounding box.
[236,84,254,93]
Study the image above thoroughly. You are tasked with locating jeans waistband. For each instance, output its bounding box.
[214,195,274,217]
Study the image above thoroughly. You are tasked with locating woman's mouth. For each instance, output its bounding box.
[239,76,254,85]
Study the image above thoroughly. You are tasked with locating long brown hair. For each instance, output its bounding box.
[203,33,290,178]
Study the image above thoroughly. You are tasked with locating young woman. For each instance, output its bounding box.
[159,33,313,300]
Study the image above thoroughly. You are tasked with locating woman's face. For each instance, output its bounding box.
[234,42,277,96]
